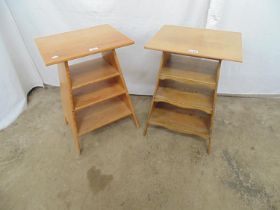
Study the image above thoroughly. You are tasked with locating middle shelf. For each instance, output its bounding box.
[154,87,213,114]
[73,80,126,111]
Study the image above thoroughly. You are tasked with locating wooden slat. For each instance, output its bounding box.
[73,81,126,111]
[145,25,243,62]
[160,67,216,89]
[155,87,213,114]
[70,58,119,90]
[35,24,134,66]
[76,98,131,136]
[149,107,210,140]
[74,82,125,111]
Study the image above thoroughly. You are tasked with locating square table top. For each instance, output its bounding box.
[145,25,243,62]
[35,24,134,66]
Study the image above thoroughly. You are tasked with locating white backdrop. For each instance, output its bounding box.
[1,0,280,129]
[207,0,280,95]
[0,0,42,129]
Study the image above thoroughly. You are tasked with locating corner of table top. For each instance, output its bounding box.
[144,25,243,63]
[35,24,135,66]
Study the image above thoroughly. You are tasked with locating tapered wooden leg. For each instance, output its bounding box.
[143,100,154,136]
[58,62,81,155]
[131,113,140,128]
[143,52,171,136]
[208,60,222,154]
[73,132,81,155]
[103,50,140,128]
[143,123,149,136]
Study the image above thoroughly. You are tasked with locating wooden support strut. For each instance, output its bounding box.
[208,60,222,154]
[58,62,81,154]
[102,50,140,128]
[144,52,171,135]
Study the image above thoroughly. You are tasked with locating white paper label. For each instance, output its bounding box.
[188,49,199,54]
[51,55,59,59]
[89,47,99,51]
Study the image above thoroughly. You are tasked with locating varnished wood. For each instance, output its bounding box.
[145,26,242,154]
[76,98,131,135]
[35,25,134,66]
[103,50,140,128]
[73,81,126,111]
[145,25,243,62]
[160,58,217,89]
[208,60,222,154]
[70,58,119,90]
[144,52,171,135]
[58,62,80,154]
[149,107,210,140]
[155,87,213,114]
[35,25,139,155]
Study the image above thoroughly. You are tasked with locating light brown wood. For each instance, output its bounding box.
[103,50,140,128]
[57,62,80,154]
[35,25,134,66]
[76,98,131,136]
[160,58,217,89]
[145,25,243,62]
[35,25,139,155]
[155,87,213,114]
[208,60,222,154]
[70,58,119,90]
[145,26,242,154]
[149,107,210,140]
[73,81,126,111]
[143,52,171,135]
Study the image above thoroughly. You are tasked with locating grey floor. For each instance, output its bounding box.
[0,86,280,210]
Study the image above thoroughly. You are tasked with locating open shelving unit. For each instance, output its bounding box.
[144,25,242,154]
[35,25,139,154]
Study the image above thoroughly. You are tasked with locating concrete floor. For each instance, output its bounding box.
[0,86,280,210]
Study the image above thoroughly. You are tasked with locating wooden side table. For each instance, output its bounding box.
[144,25,242,154]
[35,24,139,154]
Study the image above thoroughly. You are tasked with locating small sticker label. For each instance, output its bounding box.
[51,55,59,59]
[89,47,99,51]
[188,49,199,54]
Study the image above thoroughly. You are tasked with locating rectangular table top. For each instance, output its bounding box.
[145,25,243,62]
[35,24,134,66]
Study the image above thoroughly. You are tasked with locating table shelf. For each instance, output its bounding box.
[145,25,242,154]
[35,25,139,154]
[149,107,210,140]
[73,80,126,111]
[76,97,132,136]
[160,58,218,89]
[70,58,120,90]
[155,87,213,114]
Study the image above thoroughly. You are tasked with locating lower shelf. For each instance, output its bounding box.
[149,107,210,140]
[76,97,131,135]
[155,87,213,114]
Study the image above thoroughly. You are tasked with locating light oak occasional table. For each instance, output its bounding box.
[144,25,242,154]
[35,24,139,154]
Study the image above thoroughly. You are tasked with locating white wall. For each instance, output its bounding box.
[1,0,280,130]
[208,0,280,95]
[6,0,210,95]
[0,0,42,129]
